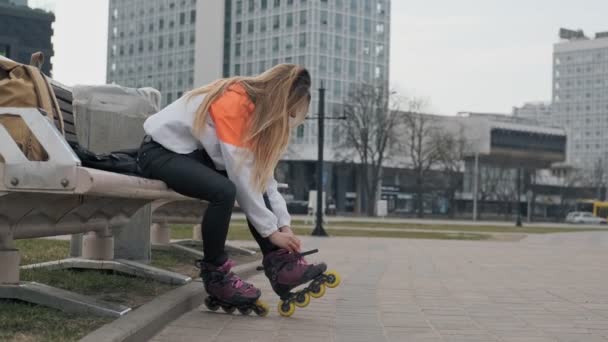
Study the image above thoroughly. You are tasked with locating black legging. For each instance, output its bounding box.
[138,139,279,266]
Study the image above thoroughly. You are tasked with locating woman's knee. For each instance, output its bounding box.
[210,180,236,204]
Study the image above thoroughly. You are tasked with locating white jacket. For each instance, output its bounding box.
[143,84,289,237]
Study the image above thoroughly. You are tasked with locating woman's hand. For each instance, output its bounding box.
[279,226,295,236]
[269,230,301,253]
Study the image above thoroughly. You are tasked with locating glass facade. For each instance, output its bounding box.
[226,0,391,147]
[106,0,198,108]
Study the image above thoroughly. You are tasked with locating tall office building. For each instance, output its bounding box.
[199,0,391,158]
[0,0,54,75]
[106,0,198,107]
[107,0,391,211]
[553,28,608,171]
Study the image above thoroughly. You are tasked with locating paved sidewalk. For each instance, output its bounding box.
[153,232,608,342]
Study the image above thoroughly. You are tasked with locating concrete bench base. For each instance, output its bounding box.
[21,258,192,285]
[0,282,131,317]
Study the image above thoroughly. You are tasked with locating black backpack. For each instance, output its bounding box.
[68,141,141,176]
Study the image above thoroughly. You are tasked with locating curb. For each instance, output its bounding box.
[79,260,261,342]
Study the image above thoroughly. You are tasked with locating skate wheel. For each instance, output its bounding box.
[309,283,326,298]
[221,305,236,314]
[294,292,311,308]
[254,299,269,317]
[238,307,252,315]
[204,297,219,311]
[278,300,296,317]
[324,270,341,288]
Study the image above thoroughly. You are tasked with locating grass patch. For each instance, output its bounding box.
[222,219,608,235]
[0,300,110,342]
[16,239,69,265]
[172,224,491,241]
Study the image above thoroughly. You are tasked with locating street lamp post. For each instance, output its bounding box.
[312,85,328,236]
[516,168,523,227]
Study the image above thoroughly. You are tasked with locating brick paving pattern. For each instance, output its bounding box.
[153,232,608,342]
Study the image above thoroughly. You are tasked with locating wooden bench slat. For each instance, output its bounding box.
[52,85,73,102]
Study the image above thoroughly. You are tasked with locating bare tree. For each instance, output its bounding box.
[339,84,402,216]
[399,99,442,218]
[434,126,467,218]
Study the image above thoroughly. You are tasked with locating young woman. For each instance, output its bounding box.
[138,64,332,316]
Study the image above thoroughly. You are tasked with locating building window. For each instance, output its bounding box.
[300,10,307,25]
[248,20,254,33]
[335,37,343,52]
[272,37,279,52]
[274,0,280,7]
[335,13,343,30]
[236,0,243,15]
[349,38,356,54]
[247,41,253,56]
[287,13,293,28]
[234,64,241,75]
[190,32,195,45]
[262,0,267,9]
[235,43,241,56]
[298,55,305,65]
[261,19,267,32]
[319,56,327,73]
[297,125,304,139]
[350,16,357,33]
[320,11,328,25]
[363,42,370,55]
[350,0,358,10]
[349,60,356,75]
[259,38,267,54]
[160,19,164,29]
[286,35,294,50]
[248,0,254,12]
[375,65,382,79]
[376,23,385,34]
[247,62,253,75]
[299,33,306,48]
[273,15,280,29]
[364,19,371,35]
[179,32,184,46]
[376,44,384,57]
[148,23,153,32]
[259,60,266,73]
[377,1,384,14]
[334,58,341,74]
[236,22,242,34]
[320,33,328,49]
[180,12,185,25]
[288,0,293,5]
[191,10,196,24]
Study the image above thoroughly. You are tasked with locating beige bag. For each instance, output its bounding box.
[0,52,64,161]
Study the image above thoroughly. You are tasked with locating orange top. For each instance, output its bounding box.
[209,84,255,148]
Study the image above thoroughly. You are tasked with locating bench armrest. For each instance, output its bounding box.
[0,107,80,191]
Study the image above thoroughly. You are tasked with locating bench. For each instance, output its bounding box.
[0,78,287,317]
[0,80,208,317]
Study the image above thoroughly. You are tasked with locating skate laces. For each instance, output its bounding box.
[219,259,250,289]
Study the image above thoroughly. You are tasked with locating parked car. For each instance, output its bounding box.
[565,211,607,224]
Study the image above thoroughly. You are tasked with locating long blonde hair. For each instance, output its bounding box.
[189,64,311,192]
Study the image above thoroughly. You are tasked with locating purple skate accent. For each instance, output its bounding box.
[263,249,327,297]
[199,259,261,306]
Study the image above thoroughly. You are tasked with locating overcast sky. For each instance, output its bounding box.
[45,0,607,115]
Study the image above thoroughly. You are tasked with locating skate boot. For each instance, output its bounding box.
[262,249,340,317]
[196,259,269,316]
